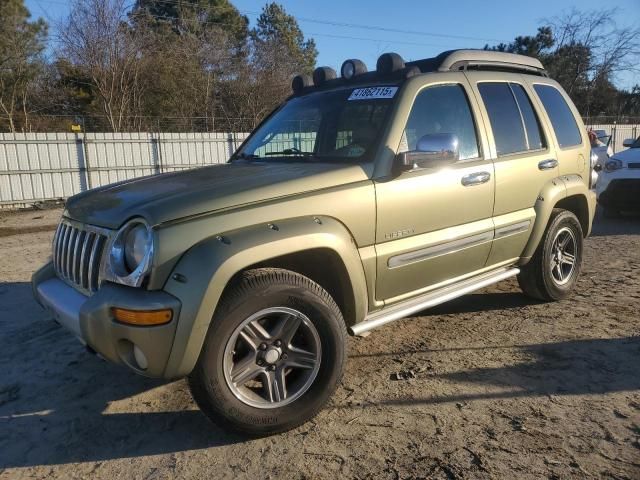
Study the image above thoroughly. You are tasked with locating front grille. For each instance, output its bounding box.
[52,219,110,294]
[628,163,640,169]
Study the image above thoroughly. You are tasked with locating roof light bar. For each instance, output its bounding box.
[341,59,367,80]
[292,74,313,94]
[313,66,337,86]
[376,52,405,74]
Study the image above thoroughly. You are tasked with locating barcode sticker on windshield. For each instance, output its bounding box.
[348,86,398,100]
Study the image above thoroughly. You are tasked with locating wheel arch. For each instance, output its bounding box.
[237,247,357,328]
[161,216,368,378]
[519,175,595,263]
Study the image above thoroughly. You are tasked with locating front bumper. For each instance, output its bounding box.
[597,177,640,210]
[596,167,640,209]
[32,262,181,377]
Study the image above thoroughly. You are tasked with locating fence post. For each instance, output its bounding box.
[227,132,235,160]
[611,122,617,153]
[80,118,92,190]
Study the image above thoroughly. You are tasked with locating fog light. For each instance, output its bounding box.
[111,307,172,326]
[133,345,148,370]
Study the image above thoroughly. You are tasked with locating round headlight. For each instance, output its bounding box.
[124,224,150,272]
[106,218,154,287]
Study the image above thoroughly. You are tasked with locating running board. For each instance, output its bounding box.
[348,267,520,336]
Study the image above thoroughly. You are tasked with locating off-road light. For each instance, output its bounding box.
[341,59,367,79]
[291,74,312,94]
[312,66,337,86]
[111,307,173,326]
[376,52,405,74]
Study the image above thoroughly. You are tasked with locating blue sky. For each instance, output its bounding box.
[26,0,640,89]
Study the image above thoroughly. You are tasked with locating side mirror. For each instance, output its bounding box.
[623,138,635,148]
[397,133,459,170]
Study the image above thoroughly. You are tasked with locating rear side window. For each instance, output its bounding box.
[533,84,582,148]
[478,82,546,156]
[511,84,545,150]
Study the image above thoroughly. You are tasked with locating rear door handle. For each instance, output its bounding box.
[461,171,491,186]
[538,159,558,170]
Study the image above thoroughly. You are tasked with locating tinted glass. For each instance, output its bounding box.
[534,84,582,148]
[236,88,395,162]
[478,83,527,156]
[511,84,545,150]
[401,84,479,160]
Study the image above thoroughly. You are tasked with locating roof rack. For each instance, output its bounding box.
[290,49,548,96]
[408,49,547,76]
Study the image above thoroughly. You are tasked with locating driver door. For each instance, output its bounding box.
[374,81,495,302]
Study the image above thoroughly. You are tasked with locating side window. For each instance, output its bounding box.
[479,82,546,156]
[533,84,582,148]
[510,84,545,150]
[401,84,479,161]
[478,83,527,156]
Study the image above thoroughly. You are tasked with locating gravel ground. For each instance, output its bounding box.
[0,207,639,479]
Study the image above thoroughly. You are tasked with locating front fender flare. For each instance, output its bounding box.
[161,215,368,378]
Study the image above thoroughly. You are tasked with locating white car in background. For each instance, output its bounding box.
[590,129,613,168]
[596,136,640,216]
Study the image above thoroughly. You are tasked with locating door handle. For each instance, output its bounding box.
[461,171,491,186]
[538,159,558,170]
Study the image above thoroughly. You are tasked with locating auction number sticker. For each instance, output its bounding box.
[348,86,398,100]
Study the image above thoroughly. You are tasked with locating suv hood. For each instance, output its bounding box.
[612,147,640,164]
[64,161,370,229]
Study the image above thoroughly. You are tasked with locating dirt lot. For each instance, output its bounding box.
[0,207,639,479]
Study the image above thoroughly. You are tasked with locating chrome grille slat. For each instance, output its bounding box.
[52,223,63,272]
[51,219,111,295]
[66,228,76,280]
[61,225,71,279]
[88,235,105,292]
[79,232,93,290]
[54,224,64,272]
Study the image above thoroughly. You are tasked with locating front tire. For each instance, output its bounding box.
[188,268,347,436]
[518,209,584,301]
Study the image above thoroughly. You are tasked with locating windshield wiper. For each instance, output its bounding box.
[263,148,314,156]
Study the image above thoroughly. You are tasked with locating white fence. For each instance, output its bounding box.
[0,132,248,208]
[585,123,639,153]
[0,124,639,209]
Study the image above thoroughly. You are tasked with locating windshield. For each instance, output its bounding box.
[232,87,397,163]
[631,137,640,148]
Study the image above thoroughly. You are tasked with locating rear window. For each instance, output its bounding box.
[533,84,582,148]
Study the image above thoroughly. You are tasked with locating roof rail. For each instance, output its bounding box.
[408,49,547,77]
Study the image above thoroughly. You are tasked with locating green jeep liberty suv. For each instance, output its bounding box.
[33,50,596,435]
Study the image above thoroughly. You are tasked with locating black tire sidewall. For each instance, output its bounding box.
[191,272,346,434]
[539,211,583,300]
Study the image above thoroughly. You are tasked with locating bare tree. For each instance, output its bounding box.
[59,0,148,132]
[546,9,640,99]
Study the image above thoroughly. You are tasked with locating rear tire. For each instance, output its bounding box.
[188,268,347,436]
[518,209,583,301]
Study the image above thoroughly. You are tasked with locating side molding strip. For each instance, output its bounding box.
[495,220,531,239]
[387,231,493,268]
[349,267,520,336]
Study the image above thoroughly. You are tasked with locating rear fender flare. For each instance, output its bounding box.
[519,176,567,261]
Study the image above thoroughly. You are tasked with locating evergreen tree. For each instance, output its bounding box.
[0,0,47,132]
